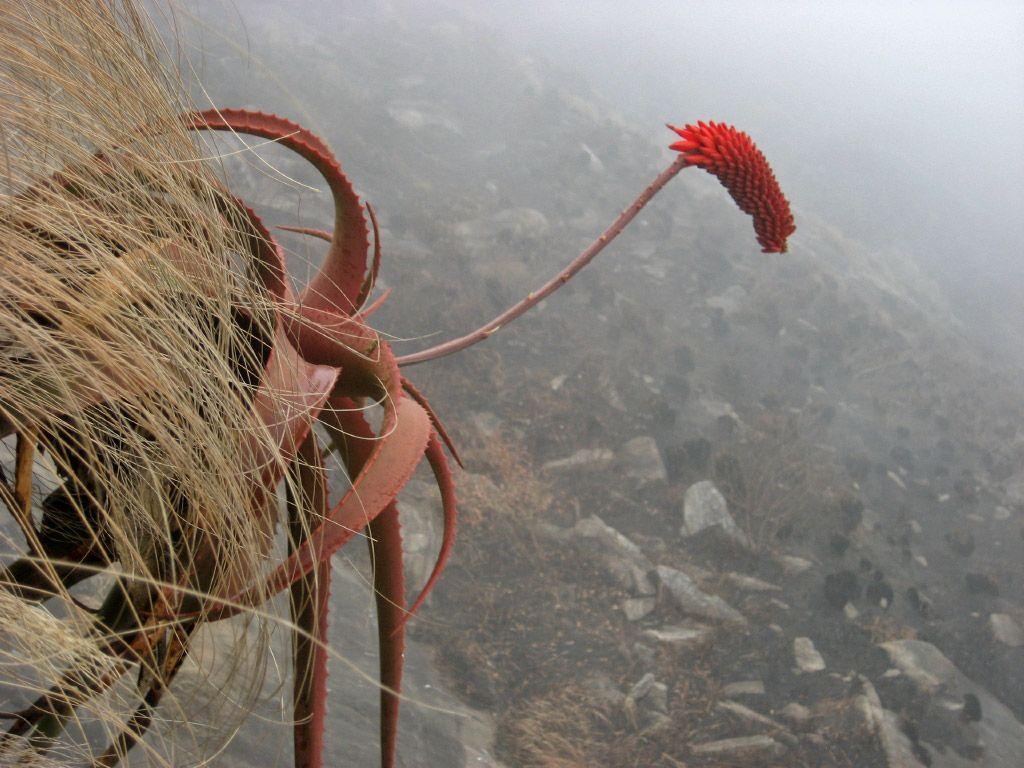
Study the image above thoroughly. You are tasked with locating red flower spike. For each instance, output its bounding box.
[668,121,795,253]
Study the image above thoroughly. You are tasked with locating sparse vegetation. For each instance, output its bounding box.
[711,410,842,553]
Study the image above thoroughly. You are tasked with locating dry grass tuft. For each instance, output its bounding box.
[501,684,609,768]
[860,613,918,644]
[712,409,842,553]
[0,1,291,763]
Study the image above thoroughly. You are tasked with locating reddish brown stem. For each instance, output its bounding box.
[396,155,688,366]
[288,435,331,768]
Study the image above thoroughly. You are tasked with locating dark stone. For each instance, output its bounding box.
[683,437,712,471]
[961,693,982,723]
[663,436,713,481]
[836,494,864,530]
[900,719,934,767]
[823,570,860,609]
[964,572,999,597]
[944,528,975,557]
[662,444,687,482]
[645,396,676,430]
[829,533,850,556]
[775,521,794,541]
[906,587,932,617]
[713,453,746,498]
[866,572,894,608]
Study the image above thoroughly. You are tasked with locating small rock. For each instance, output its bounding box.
[793,637,826,673]
[866,572,894,609]
[621,436,668,485]
[682,437,712,471]
[887,469,907,490]
[722,680,765,697]
[654,565,747,626]
[989,613,1024,647]
[945,527,976,557]
[627,673,663,708]
[569,516,655,596]
[641,624,714,648]
[604,558,656,597]
[961,692,983,722]
[622,597,656,622]
[913,554,928,568]
[724,572,782,592]
[681,480,750,548]
[856,679,923,768]
[469,411,502,438]
[624,673,669,732]
[631,642,657,668]
[880,639,1024,765]
[844,602,860,620]
[778,702,811,726]
[690,735,784,758]
[571,516,647,561]
[582,673,626,709]
[837,495,865,528]
[993,506,1012,521]
[823,570,860,609]
[965,572,999,596]
[716,700,786,733]
[776,554,814,575]
[829,533,851,556]
[878,640,948,693]
[860,508,883,532]
[543,447,614,472]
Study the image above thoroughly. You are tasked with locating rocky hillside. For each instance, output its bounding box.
[175,3,1024,765]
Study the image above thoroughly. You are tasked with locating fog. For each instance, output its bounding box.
[475,0,1024,347]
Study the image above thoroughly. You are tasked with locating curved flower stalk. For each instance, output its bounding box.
[398,122,794,366]
[0,2,795,767]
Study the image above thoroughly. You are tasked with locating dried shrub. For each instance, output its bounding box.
[713,410,842,553]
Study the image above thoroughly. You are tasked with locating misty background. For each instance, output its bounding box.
[473,0,1024,350]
